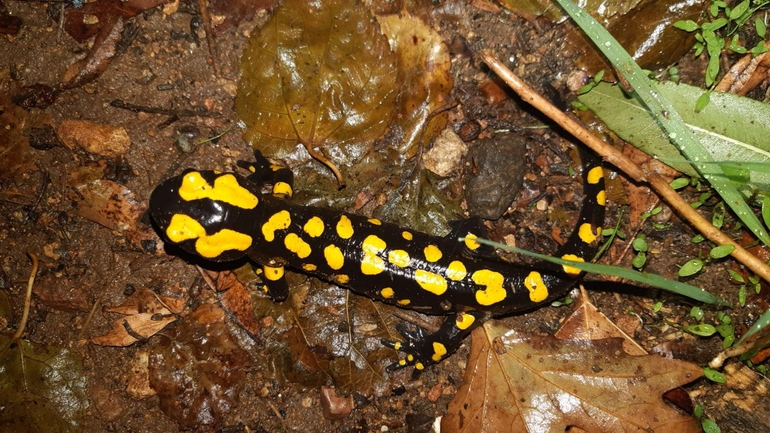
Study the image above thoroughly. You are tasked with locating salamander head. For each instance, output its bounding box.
[149,170,260,262]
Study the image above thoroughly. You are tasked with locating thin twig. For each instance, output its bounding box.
[480,50,770,285]
[11,253,38,345]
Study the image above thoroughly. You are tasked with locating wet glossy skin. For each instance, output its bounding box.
[149,150,605,376]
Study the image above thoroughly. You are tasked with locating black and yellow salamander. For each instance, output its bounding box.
[149,148,605,377]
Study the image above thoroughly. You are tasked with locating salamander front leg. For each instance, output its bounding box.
[237,149,294,198]
[381,310,488,379]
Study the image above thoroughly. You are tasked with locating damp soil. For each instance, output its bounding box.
[0,1,766,432]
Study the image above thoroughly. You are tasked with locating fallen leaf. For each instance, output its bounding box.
[442,322,702,432]
[91,287,183,346]
[0,336,89,432]
[148,303,249,429]
[70,179,146,233]
[57,120,131,158]
[237,0,399,166]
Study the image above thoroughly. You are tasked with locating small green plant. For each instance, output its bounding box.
[695,404,722,433]
[684,311,735,348]
[675,0,770,109]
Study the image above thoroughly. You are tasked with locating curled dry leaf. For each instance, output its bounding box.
[442,323,703,433]
[92,287,184,346]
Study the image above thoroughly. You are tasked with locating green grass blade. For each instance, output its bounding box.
[465,237,730,306]
[555,0,770,245]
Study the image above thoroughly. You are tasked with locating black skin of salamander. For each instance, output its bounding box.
[149,149,604,378]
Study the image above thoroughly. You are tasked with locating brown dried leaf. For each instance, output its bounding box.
[555,288,646,356]
[716,43,770,95]
[442,323,702,433]
[199,268,262,336]
[91,312,177,346]
[57,120,131,158]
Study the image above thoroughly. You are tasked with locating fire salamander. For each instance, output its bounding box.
[149,149,605,378]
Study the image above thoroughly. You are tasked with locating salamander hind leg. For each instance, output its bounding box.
[381,310,488,379]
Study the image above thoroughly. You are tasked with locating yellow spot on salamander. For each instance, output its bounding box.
[578,223,599,244]
[524,271,549,302]
[464,234,481,250]
[402,231,413,241]
[587,166,603,185]
[596,189,606,206]
[262,210,291,242]
[398,359,406,366]
[270,164,283,171]
[334,274,350,284]
[302,263,317,271]
[336,215,354,239]
[560,254,584,276]
[368,218,382,225]
[456,313,476,330]
[424,244,443,262]
[432,342,447,362]
[415,270,448,295]
[397,299,411,306]
[284,233,312,259]
[415,362,424,370]
[388,249,410,268]
[393,341,402,350]
[272,181,293,198]
[179,172,258,209]
[446,261,467,281]
[472,269,507,306]
[380,287,394,298]
[303,216,325,238]
[166,214,252,258]
[324,244,344,270]
[263,265,284,281]
[361,235,386,275]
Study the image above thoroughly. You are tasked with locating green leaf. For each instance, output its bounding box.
[670,177,690,189]
[674,19,700,32]
[702,418,722,433]
[685,323,717,336]
[632,236,648,252]
[728,0,749,21]
[679,259,704,276]
[703,367,727,383]
[756,17,767,38]
[710,244,735,259]
[690,306,704,320]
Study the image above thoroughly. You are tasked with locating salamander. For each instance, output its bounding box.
[149,148,605,377]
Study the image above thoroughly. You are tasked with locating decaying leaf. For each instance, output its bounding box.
[148,304,249,429]
[70,179,146,233]
[554,288,646,356]
[0,68,36,179]
[237,0,399,167]
[91,287,184,346]
[378,10,452,157]
[0,336,89,432]
[442,322,702,433]
[57,120,131,158]
[200,267,262,336]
